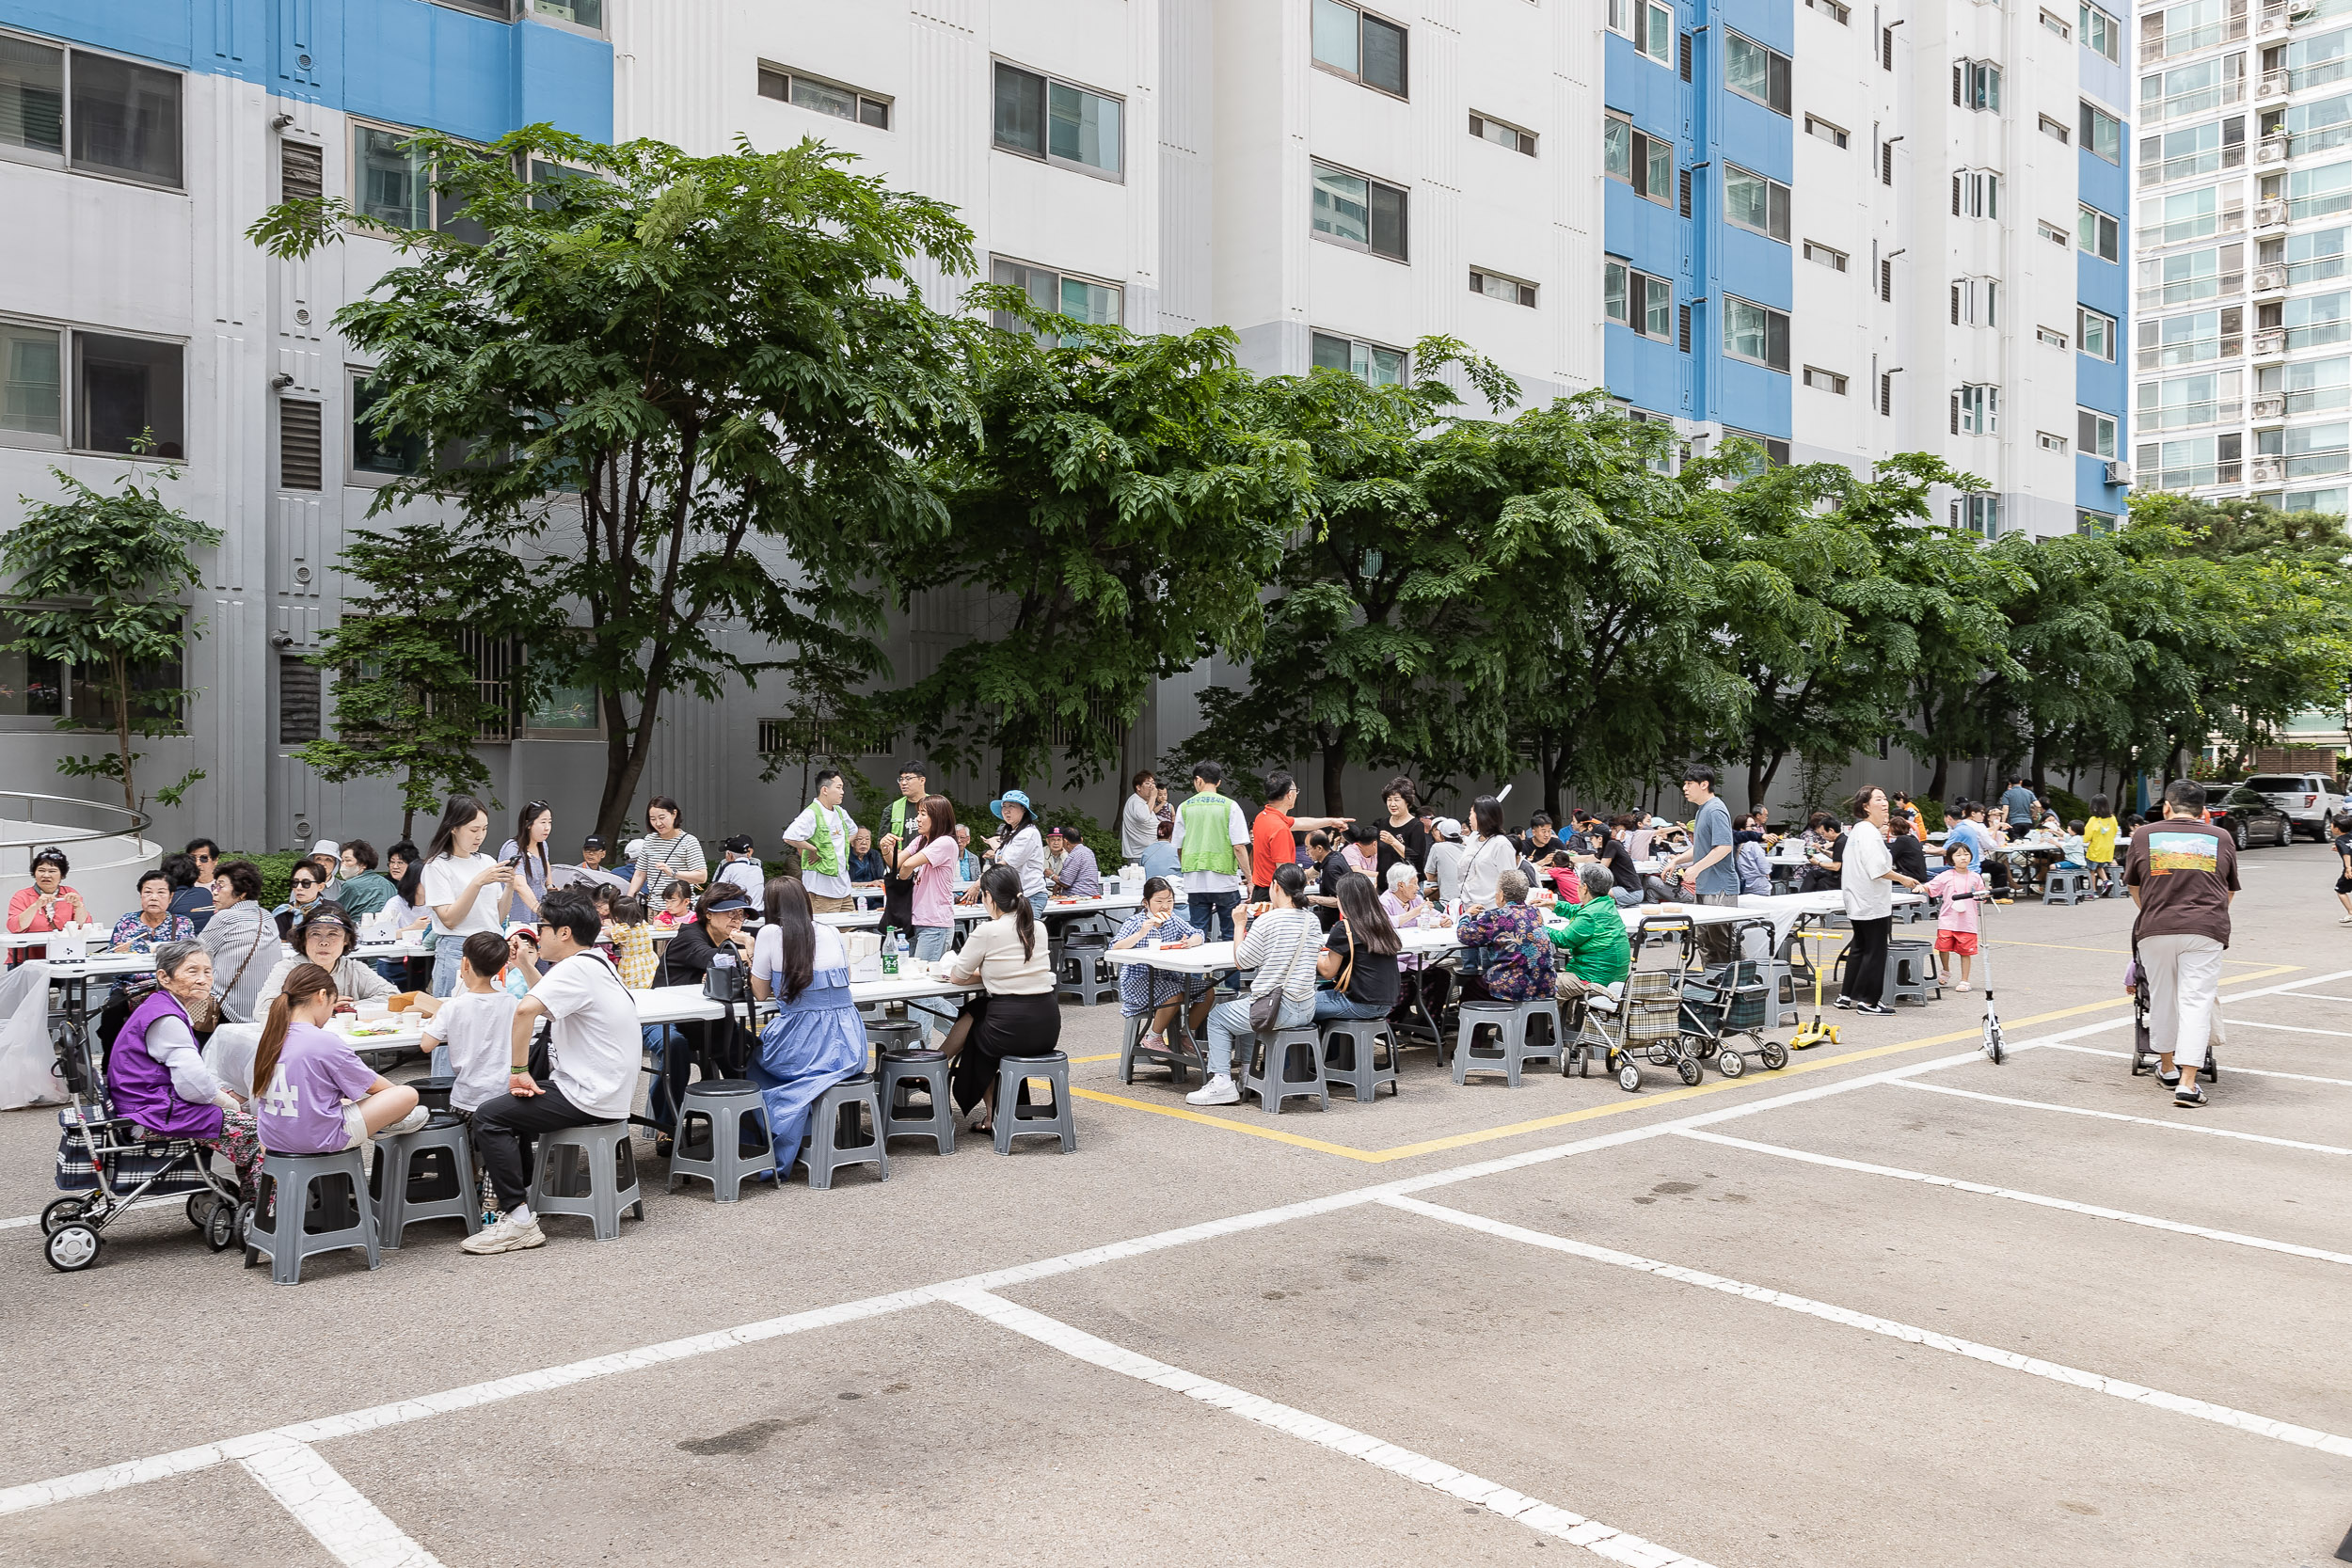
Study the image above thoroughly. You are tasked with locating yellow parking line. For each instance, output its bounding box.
[1989,938,2272,967]
[1067,963,2304,1163]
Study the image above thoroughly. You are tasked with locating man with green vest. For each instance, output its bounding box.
[784,768,859,914]
[1171,761,1253,981]
[875,759,930,939]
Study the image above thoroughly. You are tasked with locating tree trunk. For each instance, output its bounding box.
[1927,752,1949,801]
[111,653,136,814]
[596,689,660,847]
[1748,747,1788,816]
[1322,730,1347,819]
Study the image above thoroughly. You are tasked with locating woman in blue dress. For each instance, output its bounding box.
[748,875,868,1179]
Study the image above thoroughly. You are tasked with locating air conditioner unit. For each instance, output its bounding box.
[2255,328,2288,355]
[2104,460,2133,486]
[2257,137,2290,163]
[2256,201,2290,227]
[2253,266,2288,291]
[2254,394,2287,418]
[2250,455,2286,482]
[2261,68,2294,98]
[2259,12,2285,32]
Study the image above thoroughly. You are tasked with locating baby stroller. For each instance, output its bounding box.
[2124,948,2220,1082]
[40,991,244,1273]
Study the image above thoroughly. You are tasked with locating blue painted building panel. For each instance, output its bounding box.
[1717,225,1791,311]
[1714,354,1791,438]
[517,18,612,142]
[2079,42,2129,113]
[1717,95,1793,184]
[1715,0,1796,55]
[1607,325,1686,417]
[1603,31,1683,136]
[2077,145,2128,222]
[1604,179,1683,278]
[2076,246,2127,325]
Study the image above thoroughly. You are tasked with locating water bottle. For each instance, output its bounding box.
[882,929,903,976]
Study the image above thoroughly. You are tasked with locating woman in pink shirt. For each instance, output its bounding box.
[885,795,965,1043]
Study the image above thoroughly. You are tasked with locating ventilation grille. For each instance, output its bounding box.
[279,400,322,490]
[278,656,322,744]
[281,140,323,202]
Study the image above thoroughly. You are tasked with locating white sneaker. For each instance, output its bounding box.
[1185,1075,1241,1106]
[1951,981,1971,991]
[387,1105,431,1136]
[460,1214,547,1255]
[2339,913,2352,926]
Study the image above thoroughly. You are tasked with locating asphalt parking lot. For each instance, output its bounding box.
[3,839,2347,1568]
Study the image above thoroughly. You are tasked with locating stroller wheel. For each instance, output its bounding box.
[1562,1046,1580,1077]
[1677,1056,1704,1086]
[236,1199,258,1267]
[1617,1061,1642,1093]
[45,1222,101,1273]
[1718,1048,1747,1079]
[185,1193,213,1230]
[1759,1039,1790,1071]
[203,1199,238,1252]
[1648,1043,1675,1067]
[40,1196,87,1237]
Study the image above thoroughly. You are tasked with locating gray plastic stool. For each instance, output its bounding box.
[1883,942,1938,1006]
[527,1120,644,1240]
[1118,1008,1204,1085]
[1244,1025,1327,1115]
[800,1073,887,1188]
[993,1053,1076,1152]
[1056,940,1117,1006]
[1453,997,1563,1086]
[369,1114,481,1247]
[880,1051,955,1154]
[246,1148,380,1285]
[1319,1017,1399,1102]
[2042,866,2091,906]
[666,1079,774,1202]
[865,1021,923,1057]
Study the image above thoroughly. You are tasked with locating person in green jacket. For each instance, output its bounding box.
[332,841,399,921]
[1542,863,1632,996]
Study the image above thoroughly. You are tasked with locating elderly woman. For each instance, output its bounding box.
[1454,868,1556,1002]
[845,827,888,886]
[111,868,196,953]
[1108,876,1210,1056]
[255,902,398,1014]
[200,860,277,1023]
[107,942,262,1198]
[8,847,93,965]
[1547,863,1633,1005]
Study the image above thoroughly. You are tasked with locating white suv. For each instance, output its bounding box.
[2241,772,2346,840]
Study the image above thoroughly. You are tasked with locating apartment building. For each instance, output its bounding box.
[2133,0,2352,516]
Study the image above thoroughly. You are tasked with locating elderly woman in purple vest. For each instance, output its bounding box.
[107,942,262,1199]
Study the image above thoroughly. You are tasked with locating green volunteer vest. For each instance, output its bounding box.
[1178,793,1237,877]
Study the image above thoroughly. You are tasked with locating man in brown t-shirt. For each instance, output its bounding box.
[2122,779,2240,1107]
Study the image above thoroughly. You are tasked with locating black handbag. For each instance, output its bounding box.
[702,956,750,1006]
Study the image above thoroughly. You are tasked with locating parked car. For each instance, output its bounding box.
[2201,784,2295,849]
[2240,772,2346,840]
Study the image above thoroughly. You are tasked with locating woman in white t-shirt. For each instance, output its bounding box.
[625,796,707,898]
[1458,796,1518,909]
[421,794,517,999]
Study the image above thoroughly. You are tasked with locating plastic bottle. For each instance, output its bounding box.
[882,929,904,976]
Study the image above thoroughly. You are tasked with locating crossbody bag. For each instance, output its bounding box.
[1248,914,1317,1033]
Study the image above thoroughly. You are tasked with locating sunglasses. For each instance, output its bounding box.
[292,878,320,889]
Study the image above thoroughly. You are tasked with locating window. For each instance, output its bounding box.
[2280,92,2352,159]
[349,372,426,481]
[1954,494,2002,536]
[756,65,891,129]
[70,332,183,458]
[2039,325,2071,348]
[989,258,1122,337]
[2143,0,2237,61]
[2039,430,2070,451]
[1724,165,1791,241]
[2080,101,2122,163]
[2078,202,2120,259]
[0,320,61,442]
[2136,369,2242,428]
[2136,433,2242,487]
[2080,1,2120,59]
[1954,169,2002,219]
[2042,8,2074,39]
[2140,118,2246,185]
[2077,510,2118,533]
[1954,60,2003,112]
[1470,113,1536,155]
[2287,25,2352,92]
[0,611,63,719]
[1725,33,1793,115]
[2140,55,2246,124]
[1312,0,1408,96]
[1954,384,2001,435]
[2079,408,2119,456]
[993,62,1122,179]
[1804,114,1849,148]
[2074,307,2116,361]
[2287,160,2352,221]
[2279,225,2351,286]
[534,0,603,24]
[352,124,458,230]
[1951,277,2000,326]
[0,608,183,729]
[2280,290,2352,349]
[1603,260,1675,340]
[1808,0,1851,20]
[1803,366,1849,394]
[1724,298,1791,371]
[1803,240,1848,271]
[0,38,184,188]
[2137,306,2243,368]
[2257,355,2352,413]
[1615,0,1675,64]
[1470,268,1537,307]
[1311,161,1407,260]
[2040,219,2072,247]
[2040,114,2071,143]
[1603,117,1675,202]
[1311,331,1406,386]
[2282,484,2351,512]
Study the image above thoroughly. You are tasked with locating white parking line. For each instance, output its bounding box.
[1895,1080,2352,1157]
[2042,1042,2352,1088]
[944,1288,1713,1568]
[237,1436,443,1568]
[1384,1196,2352,1460]
[2212,1018,2352,1039]
[2264,993,2352,1006]
[1677,1129,2352,1268]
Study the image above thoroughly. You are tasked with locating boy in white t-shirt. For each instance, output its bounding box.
[421,929,530,1224]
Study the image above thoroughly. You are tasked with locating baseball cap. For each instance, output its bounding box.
[1433,816,1464,840]
[721,833,755,854]
[581,835,607,850]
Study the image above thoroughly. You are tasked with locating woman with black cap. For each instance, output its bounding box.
[254,902,398,1013]
[649,883,757,1151]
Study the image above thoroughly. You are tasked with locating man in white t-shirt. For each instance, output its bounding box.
[1120,769,1162,863]
[713,834,766,906]
[783,768,859,914]
[463,888,643,1256]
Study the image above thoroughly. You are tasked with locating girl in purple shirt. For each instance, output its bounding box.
[250,964,421,1155]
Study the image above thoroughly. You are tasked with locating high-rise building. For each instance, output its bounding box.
[2133,0,2351,518]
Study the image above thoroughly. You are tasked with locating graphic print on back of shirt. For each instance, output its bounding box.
[2148,831,2220,877]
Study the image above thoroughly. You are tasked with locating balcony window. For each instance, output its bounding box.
[2138,55,2245,123]
[2138,117,2241,185]
[2135,433,2242,487]
[1311,161,1407,260]
[993,62,1122,179]
[2148,187,2219,247]
[1312,0,1408,97]
[2258,355,2352,413]
[2289,26,2352,93]
[1311,331,1406,386]
[2259,420,2352,477]
[2135,370,2241,430]
[2289,160,2352,221]
[2282,290,2352,349]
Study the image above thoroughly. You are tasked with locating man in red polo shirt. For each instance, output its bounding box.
[1250,769,1349,899]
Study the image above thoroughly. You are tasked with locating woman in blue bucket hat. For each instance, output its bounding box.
[986,790,1050,920]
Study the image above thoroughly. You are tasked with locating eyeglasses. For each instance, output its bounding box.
[292,878,319,889]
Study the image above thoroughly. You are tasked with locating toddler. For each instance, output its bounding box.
[609,895,658,989]
[1921,841,1988,990]
[419,929,528,1225]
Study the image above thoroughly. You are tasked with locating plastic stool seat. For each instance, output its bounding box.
[1319,1018,1400,1103]
[1243,1025,1327,1115]
[864,1021,923,1057]
[246,1148,380,1285]
[667,1079,774,1202]
[880,1052,955,1154]
[1118,1009,1203,1085]
[993,1053,1076,1152]
[2042,866,2092,907]
[370,1115,481,1246]
[1453,997,1563,1086]
[1056,940,1118,1006]
[801,1073,887,1187]
[527,1120,645,1240]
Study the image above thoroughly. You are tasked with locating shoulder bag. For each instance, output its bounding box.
[203,914,269,1030]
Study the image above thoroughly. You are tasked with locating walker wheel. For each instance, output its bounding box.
[1759,1040,1789,1071]
[1648,1043,1675,1067]
[1677,1057,1703,1086]
[40,1196,87,1237]
[185,1193,212,1230]
[236,1200,258,1266]
[203,1199,238,1252]
[1717,1048,1746,1079]
[45,1222,101,1273]
[1617,1062,1642,1093]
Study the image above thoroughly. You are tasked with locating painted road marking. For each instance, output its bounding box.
[2042,1042,2352,1088]
[237,1436,443,1568]
[1677,1128,2352,1268]
[2209,1018,2352,1040]
[1385,1196,2352,1461]
[1895,1081,2352,1157]
[945,1288,1714,1568]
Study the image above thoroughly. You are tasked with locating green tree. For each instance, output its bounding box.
[298,523,538,840]
[884,300,1314,794]
[252,129,977,842]
[1,463,218,816]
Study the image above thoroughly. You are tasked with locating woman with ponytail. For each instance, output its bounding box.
[249,963,424,1156]
[939,863,1060,1131]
